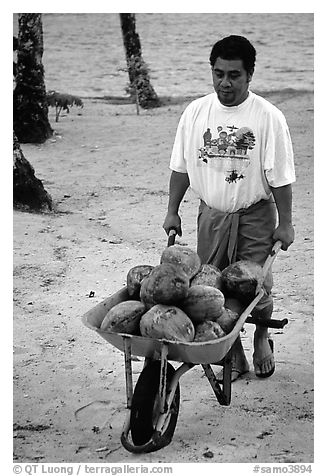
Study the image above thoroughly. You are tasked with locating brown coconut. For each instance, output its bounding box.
[160,244,201,279]
[216,308,239,334]
[180,284,225,324]
[126,264,154,297]
[191,263,223,289]
[139,262,189,309]
[139,304,195,342]
[100,300,146,334]
[221,260,264,304]
[194,320,226,342]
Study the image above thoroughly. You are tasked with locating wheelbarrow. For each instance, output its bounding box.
[82,234,287,453]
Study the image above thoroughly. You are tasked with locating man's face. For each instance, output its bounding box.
[212,57,253,107]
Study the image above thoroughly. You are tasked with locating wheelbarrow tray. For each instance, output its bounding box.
[82,285,265,364]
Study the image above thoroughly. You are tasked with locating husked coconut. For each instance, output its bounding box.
[221,260,264,304]
[224,297,245,316]
[216,308,239,334]
[139,304,195,342]
[126,264,154,297]
[191,263,223,289]
[194,320,226,341]
[100,300,146,334]
[160,244,201,279]
[139,263,189,309]
[181,284,225,324]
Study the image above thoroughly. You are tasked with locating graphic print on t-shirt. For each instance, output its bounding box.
[198,124,256,183]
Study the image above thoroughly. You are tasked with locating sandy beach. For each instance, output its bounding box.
[13,90,314,463]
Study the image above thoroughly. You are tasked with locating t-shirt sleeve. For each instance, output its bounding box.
[264,111,296,187]
[169,110,188,173]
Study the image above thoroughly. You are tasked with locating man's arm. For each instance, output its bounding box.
[271,184,295,250]
[163,171,190,236]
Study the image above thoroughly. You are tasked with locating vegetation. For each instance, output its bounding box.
[46,91,84,122]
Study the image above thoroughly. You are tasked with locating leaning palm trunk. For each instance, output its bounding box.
[119,13,160,110]
[13,132,52,211]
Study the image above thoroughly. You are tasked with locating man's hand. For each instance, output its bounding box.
[163,171,190,237]
[272,223,295,250]
[163,212,182,236]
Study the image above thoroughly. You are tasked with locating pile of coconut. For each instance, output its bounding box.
[100,245,264,343]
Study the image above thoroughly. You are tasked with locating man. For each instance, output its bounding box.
[163,35,295,381]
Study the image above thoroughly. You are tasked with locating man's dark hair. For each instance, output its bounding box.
[209,35,256,74]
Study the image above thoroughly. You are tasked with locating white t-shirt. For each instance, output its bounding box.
[170,91,295,213]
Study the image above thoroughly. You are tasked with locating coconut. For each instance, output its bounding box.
[221,260,264,304]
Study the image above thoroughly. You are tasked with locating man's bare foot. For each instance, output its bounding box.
[253,334,275,378]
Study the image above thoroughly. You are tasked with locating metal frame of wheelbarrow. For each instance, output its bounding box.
[82,238,287,453]
[119,283,287,453]
[119,338,234,453]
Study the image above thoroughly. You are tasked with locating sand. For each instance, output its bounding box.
[13,91,314,463]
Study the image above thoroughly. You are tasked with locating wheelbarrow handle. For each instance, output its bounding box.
[245,316,289,328]
[262,240,283,279]
[255,240,283,295]
[167,228,177,247]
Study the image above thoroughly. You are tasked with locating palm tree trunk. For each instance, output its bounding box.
[13,132,52,211]
[13,13,53,143]
[120,13,160,109]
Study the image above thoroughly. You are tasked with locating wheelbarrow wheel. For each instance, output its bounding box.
[130,360,180,451]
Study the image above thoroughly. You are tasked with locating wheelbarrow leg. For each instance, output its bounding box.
[123,337,133,409]
[222,347,232,405]
[121,337,133,440]
[202,347,232,406]
[158,344,169,414]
